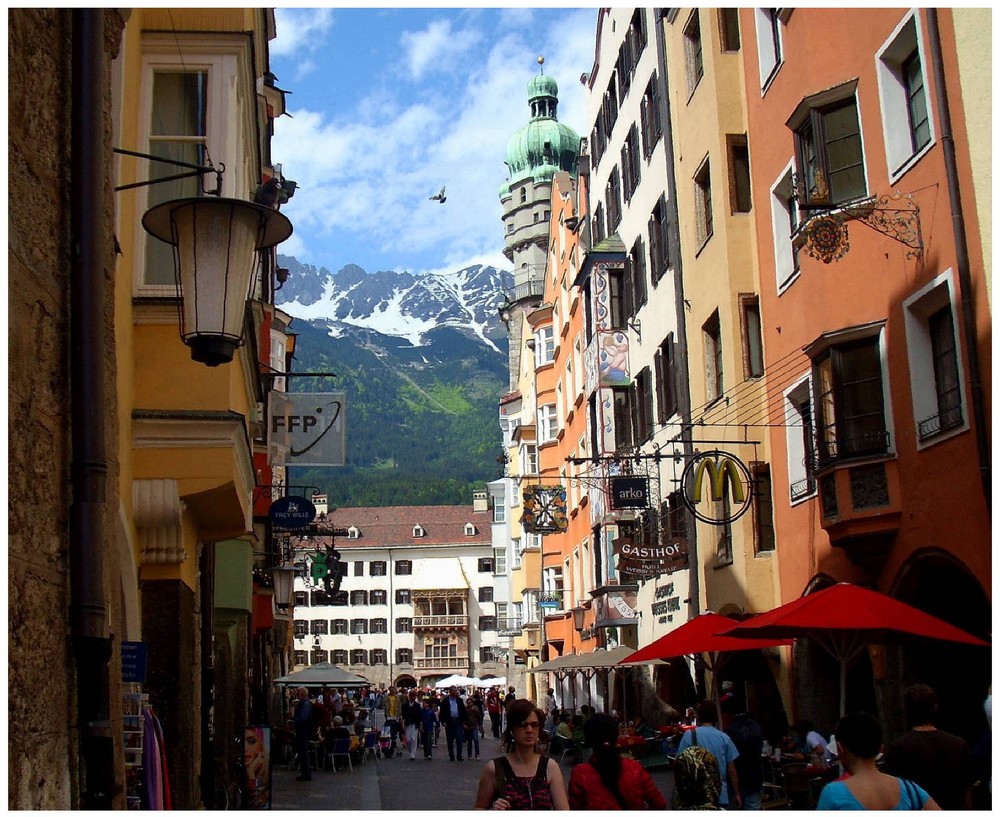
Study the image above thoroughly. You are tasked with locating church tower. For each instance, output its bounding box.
[498,60,581,391]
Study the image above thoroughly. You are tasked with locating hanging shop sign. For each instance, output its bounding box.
[268,495,317,529]
[522,485,568,533]
[680,450,754,525]
[269,391,346,466]
[593,585,639,628]
[613,536,688,562]
[609,477,649,509]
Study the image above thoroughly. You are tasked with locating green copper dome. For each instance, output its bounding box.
[502,71,581,194]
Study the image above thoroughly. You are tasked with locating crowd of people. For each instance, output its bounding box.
[274,679,990,811]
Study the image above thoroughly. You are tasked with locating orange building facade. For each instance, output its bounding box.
[740,7,991,740]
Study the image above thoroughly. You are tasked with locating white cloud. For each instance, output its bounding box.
[271,9,596,274]
[272,9,335,58]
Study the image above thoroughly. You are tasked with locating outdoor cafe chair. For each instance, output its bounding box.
[324,736,354,772]
[360,730,379,764]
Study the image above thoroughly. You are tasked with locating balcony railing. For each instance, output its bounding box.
[413,615,469,628]
[501,278,545,308]
[497,618,523,636]
[413,656,469,670]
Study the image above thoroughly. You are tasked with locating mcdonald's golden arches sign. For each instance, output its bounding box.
[680,450,753,525]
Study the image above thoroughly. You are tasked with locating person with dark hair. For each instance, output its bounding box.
[566,712,666,810]
[725,705,764,810]
[440,686,469,762]
[881,684,972,810]
[816,711,940,810]
[473,699,569,810]
[675,700,741,808]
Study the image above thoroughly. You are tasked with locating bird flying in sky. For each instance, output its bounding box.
[429,186,446,203]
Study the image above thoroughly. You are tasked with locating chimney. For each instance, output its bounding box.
[472,489,489,512]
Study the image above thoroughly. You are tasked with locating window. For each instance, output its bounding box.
[813,332,889,464]
[771,164,801,290]
[612,387,634,449]
[628,237,648,315]
[661,491,687,542]
[478,558,495,574]
[740,295,765,378]
[395,588,411,604]
[607,267,627,330]
[311,619,328,635]
[412,525,425,538]
[478,586,494,604]
[371,618,388,634]
[511,539,522,570]
[521,443,538,475]
[143,69,208,287]
[310,590,330,606]
[703,311,724,403]
[538,404,558,444]
[294,621,308,637]
[293,591,308,607]
[350,590,368,606]
[492,501,506,523]
[655,333,678,421]
[876,13,932,177]
[633,367,654,443]
[494,547,507,575]
[395,560,412,575]
[694,158,714,246]
[331,618,348,635]
[727,134,752,213]
[350,619,367,635]
[480,646,499,663]
[622,125,642,201]
[683,11,704,96]
[396,648,413,665]
[293,650,308,666]
[353,561,364,577]
[903,272,965,443]
[478,616,497,631]
[371,649,388,666]
[348,526,360,539]
[606,166,622,232]
[331,649,348,665]
[395,618,412,633]
[640,75,663,159]
[755,8,783,89]
[370,589,387,605]
[592,202,606,245]
[752,463,776,552]
[535,326,555,367]
[794,95,866,207]
[716,491,734,565]
[525,533,543,550]
[426,636,457,659]
[648,195,671,282]
[350,649,367,666]
[786,377,818,501]
[330,591,348,607]
[311,649,328,665]
[465,523,477,536]
[719,8,741,51]
[370,561,387,576]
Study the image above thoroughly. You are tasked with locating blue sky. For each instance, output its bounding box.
[269,7,597,277]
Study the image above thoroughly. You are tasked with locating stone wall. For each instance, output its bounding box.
[8,9,125,810]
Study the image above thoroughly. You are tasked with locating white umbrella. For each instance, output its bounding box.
[434,674,478,689]
[475,677,507,688]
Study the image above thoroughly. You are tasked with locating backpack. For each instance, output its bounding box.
[672,729,723,810]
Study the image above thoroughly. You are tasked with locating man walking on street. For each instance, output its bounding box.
[439,686,468,762]
[292,686,314,782]
[676,700,741,809]
[486,687,503,738]
[882,683,973,810]
[402,689,423,761]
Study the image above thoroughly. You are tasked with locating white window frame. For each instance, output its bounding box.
[535,326,555,367]
[755,8,784,92]
[538,404,559,444]
[511,538,523,569]
[136,34,252,295]
[903,268,968,449]
[493,501,506,524]
[784,375,817,504]
[494,547,507,575]
[875,10,935,183]
[521,443,539,475]
[771,160,800,293]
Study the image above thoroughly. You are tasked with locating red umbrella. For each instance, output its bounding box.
[619,612,793,723]
[728,582,991,716]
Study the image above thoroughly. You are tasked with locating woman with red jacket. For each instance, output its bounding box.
[567,713,667,810]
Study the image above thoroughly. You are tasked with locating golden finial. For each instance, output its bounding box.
[537,55,545,73]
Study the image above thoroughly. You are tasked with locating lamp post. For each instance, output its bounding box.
[142,197,292,366]
[271,565,297,610]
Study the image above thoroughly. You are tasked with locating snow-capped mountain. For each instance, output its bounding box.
[274,256,513,355]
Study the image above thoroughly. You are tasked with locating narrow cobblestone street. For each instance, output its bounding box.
[270,732,675,810]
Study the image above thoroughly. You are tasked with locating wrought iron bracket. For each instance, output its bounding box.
[113,147,224,195]
[840,192,924,258]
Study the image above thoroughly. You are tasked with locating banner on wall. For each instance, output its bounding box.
[243,725,272,809]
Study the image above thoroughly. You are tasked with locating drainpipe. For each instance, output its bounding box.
[70,8,114,809]
[926,10,991,515]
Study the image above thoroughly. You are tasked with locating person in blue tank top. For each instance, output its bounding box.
[817,712,940,810]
